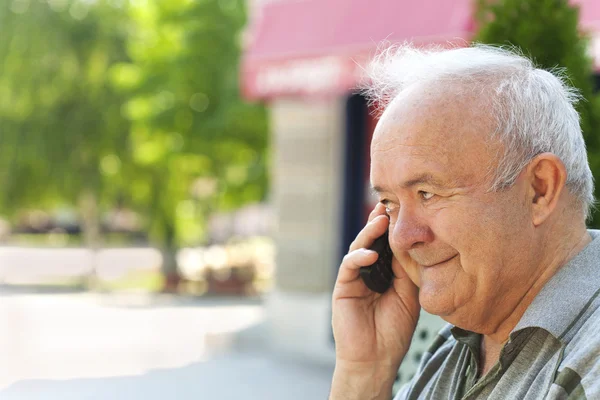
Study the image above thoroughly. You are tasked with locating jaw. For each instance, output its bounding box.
[418,284,456,317]
[417,267,475,321]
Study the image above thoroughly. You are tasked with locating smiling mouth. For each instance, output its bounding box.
[422,254,458,268]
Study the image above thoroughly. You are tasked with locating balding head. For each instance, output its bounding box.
[363,43,594,219]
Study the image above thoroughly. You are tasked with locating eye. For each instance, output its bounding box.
[419,191,435,201]
[380,200,397,214]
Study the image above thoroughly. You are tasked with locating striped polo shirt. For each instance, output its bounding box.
[394,230,600,399]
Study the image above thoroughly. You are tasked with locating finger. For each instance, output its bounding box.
[336,248,379,284]
[367,202,387,223]
[349,214,389,252]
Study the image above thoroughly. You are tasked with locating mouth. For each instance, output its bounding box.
[422,254,458,268]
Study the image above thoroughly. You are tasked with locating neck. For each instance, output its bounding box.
[477,225,591,377]
[484,225,591,346]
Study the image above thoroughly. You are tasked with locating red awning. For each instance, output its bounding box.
[578,0,600,31]
[242,0,600,99]
[242,0,473,99]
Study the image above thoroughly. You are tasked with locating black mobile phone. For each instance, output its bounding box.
[359,231,394,293]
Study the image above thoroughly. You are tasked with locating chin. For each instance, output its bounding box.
[418,287,456,317]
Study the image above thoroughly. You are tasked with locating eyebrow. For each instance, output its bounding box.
[371,173,450,195]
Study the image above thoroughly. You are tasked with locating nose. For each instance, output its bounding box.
[390,206,434,251]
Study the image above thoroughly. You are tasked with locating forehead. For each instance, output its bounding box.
[370,83,498,190]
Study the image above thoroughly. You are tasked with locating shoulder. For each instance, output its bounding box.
[552,300,600,399]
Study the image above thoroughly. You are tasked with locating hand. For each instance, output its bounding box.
[330,203,420,395]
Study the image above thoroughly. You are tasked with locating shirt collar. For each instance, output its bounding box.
[512,229,600,342]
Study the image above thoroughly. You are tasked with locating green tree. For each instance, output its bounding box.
[475,0,600,226]
[0,0,131,246]
[116,0,268,289]
[0,0,269,290]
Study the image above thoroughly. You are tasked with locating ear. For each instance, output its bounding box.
[526,153,567,226]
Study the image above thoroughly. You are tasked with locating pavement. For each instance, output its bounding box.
[0,288,335,400]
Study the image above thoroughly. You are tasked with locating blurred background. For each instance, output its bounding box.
[1,0,600,399]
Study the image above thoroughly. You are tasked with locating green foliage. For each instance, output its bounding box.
[0,0,131,211]
[120,0,269,253]
[0,0,269,272]
[475,0,600,226]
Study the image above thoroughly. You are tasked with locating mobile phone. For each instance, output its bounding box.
[359,231,394,293]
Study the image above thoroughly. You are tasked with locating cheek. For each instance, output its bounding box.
[447,200,530,278]
[397,252,421,283]
[430,205,500,272]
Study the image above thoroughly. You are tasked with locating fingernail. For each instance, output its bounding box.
[361,249,376,255]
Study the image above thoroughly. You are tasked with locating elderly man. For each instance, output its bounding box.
[329,44,600,399]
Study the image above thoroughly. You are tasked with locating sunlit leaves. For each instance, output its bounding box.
[122,97,154,120]
[108,63,143,91]
[47,0,69,13]
[189,93,210,113]
[0,0,131,213]
[10,0,30,15]
[100,154,122,176]
[123,0,267,236]
[0,0,268,253]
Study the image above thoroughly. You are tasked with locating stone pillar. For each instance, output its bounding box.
[265,97,345,364]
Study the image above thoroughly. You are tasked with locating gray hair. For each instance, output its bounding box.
[361,43,595,219]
